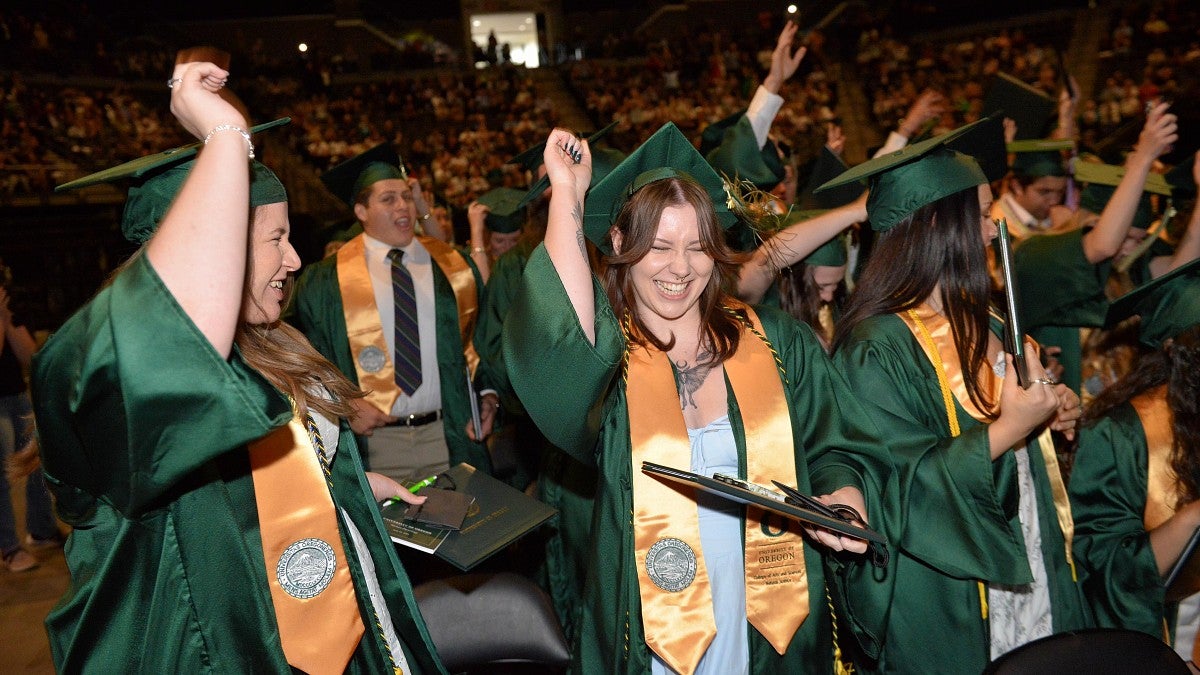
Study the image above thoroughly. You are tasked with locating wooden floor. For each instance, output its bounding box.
[0,473,66,674]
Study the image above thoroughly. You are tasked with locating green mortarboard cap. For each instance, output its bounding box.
[699,109,745,155]
[584,122,736,254]
[320,143,408,207]
[804,230,849,267]
[703,113,786,191]
[798,147,862,210]
[816,117,989,232]
[517,122,621,206]
[1075,160,1169,230]
[1105,257,1200,347]
[54,117,290,193]
[1165,153,1197,195]
[508,120,619,173]
[982,72,1056,141]
[1073,160,1172,196]
[1008,139,1073,179]
[591,146,628,187]
[54,118,290,244]
[946,112,1008,183]
[476,187,530,234]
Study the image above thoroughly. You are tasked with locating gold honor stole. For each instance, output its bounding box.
[249,416,365,674]
[901,305,1077,613]
[629,304,807,675]
[336,235,481,413]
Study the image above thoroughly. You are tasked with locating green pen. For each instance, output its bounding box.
[408,474,439,494]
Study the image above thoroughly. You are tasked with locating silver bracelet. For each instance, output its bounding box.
[204,124,254,159]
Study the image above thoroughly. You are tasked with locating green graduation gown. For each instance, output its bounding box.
[1015,228,1167,393]
[30,256,445,674]
[288,235,492,474]
[503,245,893,674]
[475,241,596,641]
[1070,401,1179,640]
[834,313,1092,674]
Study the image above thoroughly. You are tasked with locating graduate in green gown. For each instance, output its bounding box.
[473,140,625,641]
[1013,103,1188,397]
[288,143,498,487]
[30,64,444,674]
[827,118,1091,673]
[1069,260,1200,664]
[503,122,893,675]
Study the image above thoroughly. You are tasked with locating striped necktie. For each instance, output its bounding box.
[388,249,422,395]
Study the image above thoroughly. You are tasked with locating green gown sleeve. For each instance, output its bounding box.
[1069,404,1166,637]
[1014,228,1111,330]
[32,255,291,517]
[502,244,626,463]
[835,315,1032,584]
[759,306,897,659]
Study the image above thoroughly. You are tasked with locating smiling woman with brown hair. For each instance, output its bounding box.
[502,122,892,674]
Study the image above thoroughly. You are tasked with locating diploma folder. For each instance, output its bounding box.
[640,461,885,544]
[383,462,557,571]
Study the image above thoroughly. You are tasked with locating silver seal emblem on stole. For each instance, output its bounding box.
[277,538,337,599]
[646,537,697,592]
[357,345,386,373]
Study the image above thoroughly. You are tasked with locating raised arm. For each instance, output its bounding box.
[542,128,595,343]
[145,61,250,358]
[466,200,491,284]
[1081,102,1177,263]
[737,193,867,303]
[410,176,448,242]
[744,21,807,147]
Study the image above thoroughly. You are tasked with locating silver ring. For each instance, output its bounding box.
[1031,377,1055,386]
[167,78,182,89]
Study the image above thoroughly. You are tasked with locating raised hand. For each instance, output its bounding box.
[1132,101,1178,163]
[543,128,592,204]
[764,21,807,94]
[168,61,244,141]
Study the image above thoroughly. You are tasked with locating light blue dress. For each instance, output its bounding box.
[651,415,749,675]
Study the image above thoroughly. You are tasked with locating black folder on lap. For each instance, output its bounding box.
[640,461,886,544]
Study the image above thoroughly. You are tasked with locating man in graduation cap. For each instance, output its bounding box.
[1069,258,1200,665]
[991,141,1073,240]
[1013,103,1199,397]
[289,143,498,485]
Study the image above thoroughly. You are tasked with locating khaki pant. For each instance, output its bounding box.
[368,419,451,484]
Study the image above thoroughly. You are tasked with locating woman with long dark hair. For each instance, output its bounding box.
[829,121,1091,672]
[1069,263,1200,664]
[503,123,892,674]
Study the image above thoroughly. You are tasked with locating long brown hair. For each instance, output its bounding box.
[833,186,998,417]
[239,205,364,420]
[602,176,746,364]
[1083,326,1200,503]
[107,209,365,422]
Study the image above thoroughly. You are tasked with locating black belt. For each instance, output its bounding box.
[385,410,443,427]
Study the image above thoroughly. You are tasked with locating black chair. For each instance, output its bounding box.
[413,572,571,675]
[982,628,1190,674]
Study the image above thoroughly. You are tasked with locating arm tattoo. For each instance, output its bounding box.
[674,348,713,410]
[572,200,586,257]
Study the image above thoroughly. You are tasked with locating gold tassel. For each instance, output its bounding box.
[827,585,856,675]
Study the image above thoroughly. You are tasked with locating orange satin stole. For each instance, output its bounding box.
[249,417,365,674]
[628,304,807,674]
